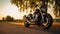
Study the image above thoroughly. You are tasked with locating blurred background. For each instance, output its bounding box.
[0,0,60,22]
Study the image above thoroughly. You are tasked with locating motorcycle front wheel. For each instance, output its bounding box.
[42,14,53,29]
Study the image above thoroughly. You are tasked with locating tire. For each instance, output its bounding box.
[23,15,30,27]
[24,21,30,27]
[42,14,53,29]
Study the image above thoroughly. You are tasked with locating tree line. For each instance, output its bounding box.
[2,16,14,22]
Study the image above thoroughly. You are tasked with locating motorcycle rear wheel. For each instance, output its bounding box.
[23,15,30,27]
[24,21,30,27]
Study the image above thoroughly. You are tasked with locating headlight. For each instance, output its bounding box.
[41,7,46,12]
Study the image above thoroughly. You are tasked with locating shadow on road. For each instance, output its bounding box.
[27,25,60,34]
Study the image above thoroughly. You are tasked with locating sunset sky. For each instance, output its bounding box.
[0,0,24,20]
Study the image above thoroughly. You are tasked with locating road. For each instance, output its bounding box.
[0,22,60,34]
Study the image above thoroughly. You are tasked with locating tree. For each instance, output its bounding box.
[10,0,48,12]
[6,16,14,22]
[47,0,60,17]
[2,17,5,21]
[2,17,5,22]
[55,0,60,17]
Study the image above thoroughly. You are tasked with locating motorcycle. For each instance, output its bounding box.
[23,5,53,29]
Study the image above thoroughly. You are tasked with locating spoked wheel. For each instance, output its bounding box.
[42,14,53,29]
[23,15,30,27]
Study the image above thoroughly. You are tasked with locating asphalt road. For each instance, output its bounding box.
[0,22,60,34]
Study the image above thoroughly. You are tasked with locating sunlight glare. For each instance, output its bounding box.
[2,1,24,19]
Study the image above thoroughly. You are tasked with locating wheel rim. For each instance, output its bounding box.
[42,17,49,28]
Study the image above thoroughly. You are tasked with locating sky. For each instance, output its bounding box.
[0,0,24,20]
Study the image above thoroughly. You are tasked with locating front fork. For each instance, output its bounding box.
[41,13,47,23]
